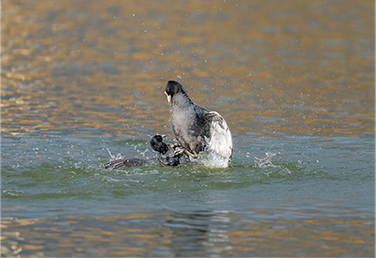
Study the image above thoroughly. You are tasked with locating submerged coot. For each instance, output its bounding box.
[104,157,155,169]
[105,134,190,169]
[150,134,190,167]
[164,80,233,159]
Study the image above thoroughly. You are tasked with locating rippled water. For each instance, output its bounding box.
[1,0,375,257]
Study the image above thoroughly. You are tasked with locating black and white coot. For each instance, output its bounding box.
[150,134,190,167]
[164,80,233,159]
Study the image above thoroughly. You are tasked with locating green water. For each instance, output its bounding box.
[1,0,375,256]
[2,135,374,256]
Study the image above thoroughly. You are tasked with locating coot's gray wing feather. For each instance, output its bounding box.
[171,99,208,154]
[105,158,156,169]
[203,111,233,159]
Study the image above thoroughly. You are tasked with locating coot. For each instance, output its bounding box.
[150,134,191,167]
[164,80,233,159]
[104,134,190,169]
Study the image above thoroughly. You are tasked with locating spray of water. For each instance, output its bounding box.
[106,148,125,161]
[254,151,276,168]
[200,150,230,168]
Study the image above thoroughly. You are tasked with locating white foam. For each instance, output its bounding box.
[200,151,230,168]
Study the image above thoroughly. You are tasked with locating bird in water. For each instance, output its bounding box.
[150,134,191,167]
[164,80,233,159]
[104,157,155,169]
[104,134,190,169]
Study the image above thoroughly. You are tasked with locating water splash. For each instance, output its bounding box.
[200,151,230,168]
[254,151,276,168]
[106,148,125,161]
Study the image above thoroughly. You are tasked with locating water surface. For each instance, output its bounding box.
[1,0,374,257]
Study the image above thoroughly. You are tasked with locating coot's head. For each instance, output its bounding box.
[164,80,185,103]
[150,134,168,154]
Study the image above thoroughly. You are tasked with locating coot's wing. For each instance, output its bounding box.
[158,149,180,167]
[105,159,128,169]
[105,158,155,169]
[203,111,233,159]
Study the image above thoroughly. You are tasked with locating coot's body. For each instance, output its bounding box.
[164,80,233,159]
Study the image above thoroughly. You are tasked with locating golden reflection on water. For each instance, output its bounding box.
[1,0,374,137]
[1,208,374,257]
[1,0,374,256]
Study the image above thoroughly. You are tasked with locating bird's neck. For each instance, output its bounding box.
[172,92,193,107]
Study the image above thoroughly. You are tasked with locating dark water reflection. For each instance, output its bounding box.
[1,0,375,257]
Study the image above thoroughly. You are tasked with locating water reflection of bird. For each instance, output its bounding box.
[150,134,191,167]
[104,134,190,169]
[164,80,233,159]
